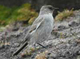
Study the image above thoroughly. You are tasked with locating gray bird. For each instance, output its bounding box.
[27,5,55,45]
[13,5,57,56]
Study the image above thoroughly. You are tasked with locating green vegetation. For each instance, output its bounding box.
[0,3,38,26]
[55,9,74,21]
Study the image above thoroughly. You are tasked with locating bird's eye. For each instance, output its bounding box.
[48,7,53,10]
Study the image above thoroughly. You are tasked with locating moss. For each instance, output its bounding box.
[0,3,38,26]
[55,9,74,21]
[0,5,12,26]
[9,3,38,25]
[35,50,48,59]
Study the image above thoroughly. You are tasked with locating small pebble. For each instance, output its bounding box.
[69,21,79,27]
[58,25,66,31]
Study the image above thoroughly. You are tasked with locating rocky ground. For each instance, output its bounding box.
[0,10,80,59]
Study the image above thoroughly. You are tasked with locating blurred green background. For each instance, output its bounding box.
[0,3,38,26]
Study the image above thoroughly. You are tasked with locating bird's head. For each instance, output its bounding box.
[39,5,58,15]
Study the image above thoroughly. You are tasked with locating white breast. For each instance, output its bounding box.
[44,13,54,29]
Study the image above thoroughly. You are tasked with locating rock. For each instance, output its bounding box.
[21,53,27,58]
[58,25,67,31]
[13,43,20,47]
[0,45,5,49]
[69,21,79,27]
[12,28,19,31]
[77,55,80,59]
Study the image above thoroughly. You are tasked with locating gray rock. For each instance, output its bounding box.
[69,21,79,27]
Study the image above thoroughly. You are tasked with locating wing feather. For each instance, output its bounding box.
[29,17,44,34]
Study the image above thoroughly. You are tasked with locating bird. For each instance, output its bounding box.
[13,5,57,56]
[26,5,57,45]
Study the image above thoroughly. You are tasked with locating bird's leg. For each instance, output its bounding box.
[37,43,46,48]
